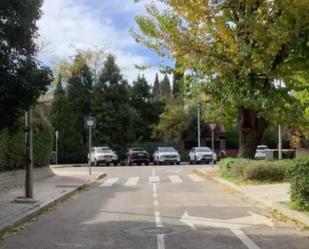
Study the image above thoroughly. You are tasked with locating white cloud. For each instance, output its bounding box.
[37,0,166,84]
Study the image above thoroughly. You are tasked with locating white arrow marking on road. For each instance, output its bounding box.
[180,212,273,249]
[180,212,273,230]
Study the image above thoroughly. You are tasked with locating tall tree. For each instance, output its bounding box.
[131,75,163,141]
[0,0,52,129]
[173,61,184,97]
[49,75,70,163]
[160,74,172,97]
[134,0,309,158]
[92,54,135,152]
[153,73,160,98]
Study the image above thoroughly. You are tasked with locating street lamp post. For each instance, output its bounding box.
[278,125,282,160]
[25,109,33,199]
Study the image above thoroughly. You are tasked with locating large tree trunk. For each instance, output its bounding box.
[237,107,268,158]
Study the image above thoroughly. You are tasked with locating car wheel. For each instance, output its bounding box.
[145,162,149,166]
[113,162,118,166]
[106,163,110,166]
[177,162,180,165]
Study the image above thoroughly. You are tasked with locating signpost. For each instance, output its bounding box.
[85,116,96,175]
[197,107,201,147]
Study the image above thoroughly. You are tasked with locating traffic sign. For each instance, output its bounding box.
[84,116,96,129]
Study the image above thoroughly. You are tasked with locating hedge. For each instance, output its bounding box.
[288,157,309,210]
[219,158,291,183]
[0,107,54,172]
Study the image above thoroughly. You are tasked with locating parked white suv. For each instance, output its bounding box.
[153,147,181,165]
[189,147,217,164]
[89,147,118,166]
[254,145,268,160]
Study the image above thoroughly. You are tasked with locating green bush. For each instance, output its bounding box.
[288,157,309,210]
[219,158,291,183]
[0,107,54,172]
[243,160,289,182]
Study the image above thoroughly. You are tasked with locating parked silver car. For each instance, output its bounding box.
[153,147,181,165]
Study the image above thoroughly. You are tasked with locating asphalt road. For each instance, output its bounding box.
[1,165,308,249]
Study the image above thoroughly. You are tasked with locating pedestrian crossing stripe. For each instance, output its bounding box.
[100,177,119,187]
[124,177,139,186]
[99,175,204,187]
[169,175,183,183]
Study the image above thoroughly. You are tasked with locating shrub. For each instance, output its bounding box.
[243,161,289,182]
[288,157,309,210]
[0,107,54,172]
[219,158,291,183]
[219,158,237,178]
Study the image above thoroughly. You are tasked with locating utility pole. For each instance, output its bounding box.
[55,131,59,165]
[197,107,201,147]
[25,109,33,199]
[88,125,92,175]
[278,125,282,160]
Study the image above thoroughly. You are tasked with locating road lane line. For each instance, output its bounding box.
[149,176,160,183]
[124,177,139,186]
[232,229,261,249]
[154,200,159,207]
[99,177,119,187]
[188,174,204,182]
[153,184,157,193]
[155,211,162,227]
[169,175,183,183]
[157,234,165,249]
[153,193,158,198]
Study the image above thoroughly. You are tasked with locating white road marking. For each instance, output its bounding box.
[99,177,119,187]
[152,167,156,176]
[180,212,273,249]
[154,200,159,207]
[169,175,183,183]
[153,184,157,193]
[157,234,165,249]
[155,211,162,227]
[233,229,261,249]
[149,176,160,183]
[188,174,204,182]
[124,177,139,186]
[153,193,158,198]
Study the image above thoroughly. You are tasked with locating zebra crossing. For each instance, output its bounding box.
[99,174,205,188]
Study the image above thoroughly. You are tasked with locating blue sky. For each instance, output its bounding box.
[37,0,171,84]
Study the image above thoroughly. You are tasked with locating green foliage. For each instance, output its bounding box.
[220,158,290,183]
[288,156,309,210]
[92,55,135,152]
[0,0,53,129]
[160,74,171,97]
[153,73,160,98]
[152,98,189,142]
[0,107,53,172]
[130,75,164,141]
[134,0,309,158]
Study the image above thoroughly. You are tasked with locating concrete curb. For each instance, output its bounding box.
[193,169,309,227]
[0,173,106,238]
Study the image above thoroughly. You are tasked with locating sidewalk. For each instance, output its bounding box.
[194,167,309,227]
[0,166,106,237]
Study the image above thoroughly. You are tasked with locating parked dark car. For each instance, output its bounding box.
[125,148,150,166]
